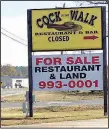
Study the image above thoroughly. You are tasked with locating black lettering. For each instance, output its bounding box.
[63,36,66,41]
[52,32,55,35]
[55,36,58,41]
[66,36,69,41]
[49,13,55,23]
[79,31,83,34]
[80,73,86,78]
[63,32,67,35]
[55,11,62,22]
[89,15,97,26]
[77,11,83,22]
[60,66,66,72]
[60,73,65,79]
[35,33,39,36]
[36,18,43,28]
[88,65,94,71]
[43,32,47,35]
[48,32,51,35]
[48,37,51,42]
[67,66,73,72]
[70,10,78,20]
[59,36,62,41]
[42,16,49,25]
[73,31,76,34]
[42,67,47,72]
[35,67,41,72]
[68,31,73,34]
[60,32,64,35]
[74,66,80,71]
[54,66,60,72]
[50,73,56,79]
[81,65,87,71]
[55,32,58,35]
[85,31,89,34]
[84,13,89,23]
[90,31,94,34]
[94,31,98,34]
[66,73,72,79]
[48,66,54,72]
[95,65,101,71]
[72,73,79,79]
[39,33,42,35]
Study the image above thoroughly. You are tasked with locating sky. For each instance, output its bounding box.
[1,1,108,66]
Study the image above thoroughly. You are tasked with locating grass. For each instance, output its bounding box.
[1,105,107,126]
[2,91,104,102]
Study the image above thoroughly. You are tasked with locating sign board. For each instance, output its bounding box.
[31,7,102,51]
[32,53,103,91]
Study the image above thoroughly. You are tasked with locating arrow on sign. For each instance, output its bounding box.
[83,35,99,40]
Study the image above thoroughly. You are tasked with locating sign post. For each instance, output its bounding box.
[27,10,33,117]
[102,7,107,116]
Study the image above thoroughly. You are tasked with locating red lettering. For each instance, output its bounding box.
[77,80,84,88]
[36,58,43,65]
[85,80,92,88]
[66,57,74,64]
[93,80,98,87]
[54,58,62,65]
[44,58,52,65]
[92,56,99,64]
[84,57,91,64]
[75,57,83,64]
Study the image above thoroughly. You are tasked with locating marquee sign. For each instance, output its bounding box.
[30,7,102,51]
[32,53,103,91]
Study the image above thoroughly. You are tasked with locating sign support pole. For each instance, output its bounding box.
[102,7,107,116]
[27,10,33,117]
[61,3,65,55]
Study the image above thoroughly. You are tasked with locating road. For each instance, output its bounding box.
[2,118,108,128]
[1,88,27,97]
[1,99,103,108]
[1,88,106,108]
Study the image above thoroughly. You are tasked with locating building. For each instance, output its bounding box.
[1,76,12,88]
[1,76,28,88]
[12,77,28,88]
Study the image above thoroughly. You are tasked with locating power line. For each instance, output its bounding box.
[1,32,27,46]
[1,27,27,42]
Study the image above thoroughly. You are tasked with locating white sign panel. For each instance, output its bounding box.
[32,53,103,91]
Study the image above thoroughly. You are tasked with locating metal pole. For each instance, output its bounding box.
[61,3,65,55]
[81,51,84,54]
[27,10,33,117]
[102,7,107,116]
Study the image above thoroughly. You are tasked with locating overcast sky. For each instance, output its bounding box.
[1,1,108,66]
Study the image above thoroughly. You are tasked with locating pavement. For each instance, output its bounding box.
[1,99,104,108]
[1,88,107,109]
[1,118,108,128]
[1,88,27,97]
